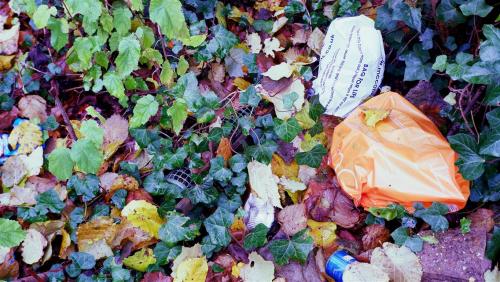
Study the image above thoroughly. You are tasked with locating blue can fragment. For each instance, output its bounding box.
[325,250,358,282]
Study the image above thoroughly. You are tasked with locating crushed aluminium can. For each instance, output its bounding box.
[325,250,357,282]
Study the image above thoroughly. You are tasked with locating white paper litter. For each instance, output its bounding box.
[313,15,385,117]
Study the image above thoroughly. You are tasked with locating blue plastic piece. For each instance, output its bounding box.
[325,250,358,282]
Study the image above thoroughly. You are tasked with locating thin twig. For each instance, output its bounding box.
[50,79,78,140]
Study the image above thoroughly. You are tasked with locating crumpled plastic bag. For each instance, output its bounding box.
[329,91,469,212]
[313,15,385,117]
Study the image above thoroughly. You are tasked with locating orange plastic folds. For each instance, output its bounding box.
[329,91,469,212]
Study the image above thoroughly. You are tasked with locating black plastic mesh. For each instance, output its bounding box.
[165,168,194,190]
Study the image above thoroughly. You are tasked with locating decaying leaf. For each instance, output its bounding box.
[173,257,208,282]
[1,156,27,188]
[277,204,307,236]
[307,28,324,55]
[76,216,118,260]
[21,229,48,265]
[123,248,156,272]
[371,242,423,282]
[247,33,262,54]
[271,154,298,179]
[261,79,305,120]
[172,244,203,276]
[102,114,129,159]
[0,24,19,55]
[278,177,306,193]
[263,37,284,58]
[262,63,294,81]
[8,120,43,155]
[362,224,391,251]
[19,146,44,177]
[216,137,232,163]
[484,266,500,282]
[247,160,282,208]
[18,95,48,122]
[240,252,275,282]
[307,220,337,248]
[121,200,164,239]
[343,262,389,282]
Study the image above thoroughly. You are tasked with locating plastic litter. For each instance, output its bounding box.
[329,91,470,212]
[313,15,385,117]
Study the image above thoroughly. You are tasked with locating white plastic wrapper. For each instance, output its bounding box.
[313,15,385,117]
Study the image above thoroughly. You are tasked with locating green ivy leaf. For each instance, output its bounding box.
[46,17,69,52]
[204,208,234,247]
[460,218,471,234]
[240,85,261,107]
[103,72,127,107]
[154,242,181,265]
[159,213,191,244]
[245,141,278,164]
[48,147,74,180]
[167,99,188,135]
[0,218,27,248]
[432,55,447,72]
[36,189,65,213]
[459,0,493,17]
[33,4,57,29]
[243,223,268,250]
[401,52,434,81]
[68,174,100,202]
[70,139,104,174]
[486,227,500,262]
[116,35,141,78]
[130,95,159,128]
[414,203,449,232]
[391,0,422,32]
[149,0,190,40]
[209,156,232,183]
[436,0,466,27]
[269,229,313,265]
[229,154,247,173]
[368,204,407,221]
[295,144,327,168]
[449,133,485,180]
[274,117,301,143]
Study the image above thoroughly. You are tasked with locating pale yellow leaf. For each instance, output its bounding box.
[370,242,423,282]
[22,229,47,265]
[307,220,337,248]
[173,257,208,282]
[271,17,288,34]
[172,243,203,274]
[263,37,283,58]
[18,95,48,122]
[8,120,43,154]
[240,252,275,282]
[19,146,43,177]
[77,216,117,260]
[362,109,390,127]
[262,62,293,81]
[246,33,262,54]
[247,161,282,208]
[261,79,304,120]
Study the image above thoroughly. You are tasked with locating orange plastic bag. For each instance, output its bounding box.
[329,91,469,212]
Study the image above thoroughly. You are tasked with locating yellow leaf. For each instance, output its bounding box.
[262,62,293,80]
[300,133,327,152]
[77,216,117,260]
[307,220,337,248]
[295,101,316,129]
[21,229,48,265]
[172,244,202,274]
[8,120,43,154]
[230,217,245,233]
[174,257,208,282]
[123,248,156,272]
[231,262,244,277]
[362,108,391,127]
[59,228,71,258]
[0,55,15,71]
[271,154,298,179]
[233,77,251,90]
[121,200,164,238]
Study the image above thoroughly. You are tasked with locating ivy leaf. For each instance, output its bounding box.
[116,35,140,78]
[449,134,485,180]
[33,4,57,29]
[229,154,247,173]
[70,139,104,174]
[432,55,447,72]
[274,117,301,143]
[103,72,127,107]
[36,189,65,213]
[295,144,327,168]
[0,218,27,248]
[436,0,466,27]
[401,52,434,81]
[391,0,422,32]
[167,99,188,135]
[479,130,500,157]
[459,0,493,17]
[149,0,190,40]
[159,213,191,244]
[154,242,181,265]
[390,227,423,252]
[68,174,100,202]
[414,203,449,232]
[240,85,261,107]
[130,95,159,128]
[268,229,313,265]
[486,227,500,262]
[209,156,232,183]
[245,141,278,164]
[203,208,234,247]
[48,147,74,180]
[368,204,407,221]
[243,223,268,250]
[67,252,96,277]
